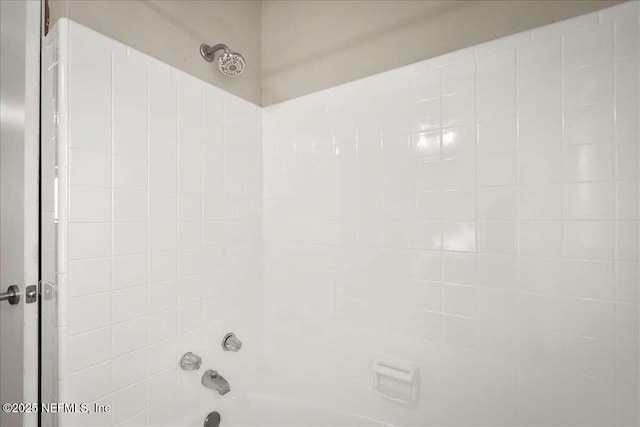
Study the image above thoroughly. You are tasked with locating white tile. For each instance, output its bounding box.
[564,297,615,340]
[442,221,476,252]
[441,190,475,220]
[177,276,201,306]
[412,310,442,342]
[518,111,563,152]
[408,221,442,250]
[411,282,442,312]
[517,39,561,116]
[178,249,202,277]
[68,24,112,154]
[564,103,614,146]
[563,62,613,108]
[113,222,147,256]
[615,262,640,303]
[519,256,562,294]
[562,259,614,299]
[178,194,203,221]
[441,92,474,126]
[478,116,517,154]
[148,222,177,253]
[616,381,640,427]
[616,222,639,262]
[616,180,640,221]
[518,221,562,257]
[443,252,476,286]
[440,59,474,95]
[112,349,147,391]
[113,255,148,289]
[476,50,516,120]
[563,182,614,220]
[563,221,614,260]
[178,222,202,250]
[411,98,440,132]
[69,258,112,298]
[518,185,561,220]
[149,161,178,193]
[518,364,563,425]
[113,50,148,160]
[67,327,111,373]
[117,411,146,427]
[149,62,177,166]
[563,24,613,68]
[441,124,476,159]
[69,223,111,260]
[178,75,203,144]
[177,302,202,333]
[478,221,517,254]
[518,148,562,185]
[148,281,176,313]
[114,190,148,222]
[478,152,517,185]
[112,317,147,357]
[149,252,177,283]
[477,288,519,322]
[69,186,111,222]
[562,374,615,426]
[440,156,475,189]
[69,149,111,188]
[443,284,477,317]
[149,192,177,222]
[564,334,615,379]
[410,68,439,102]
[110,381,146,425]
[443,314,477,349]
[562,143,613,182]
[68,293,111,335]
[146,395,177,427]
[178,166,203,196]
[477,254,517,289]
[616,302,640,344]
[66,361,111,403]
[519,328,563,371]
[478,187,517,220]
[112,286,147,324]
[114,156,148,191]
[520,293,563,331]
[147,311,177,345]
[616,342,640,385]
[148,368,176,405]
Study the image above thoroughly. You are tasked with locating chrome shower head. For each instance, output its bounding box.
[200,43,246,76]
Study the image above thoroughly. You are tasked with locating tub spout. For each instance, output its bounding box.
[202,370,230,395]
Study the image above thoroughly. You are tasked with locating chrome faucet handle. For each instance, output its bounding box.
[180,352,202,370]
[222,333,242,352]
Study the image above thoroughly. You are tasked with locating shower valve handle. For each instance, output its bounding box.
[180,352,202,370]
[222,333,242,352]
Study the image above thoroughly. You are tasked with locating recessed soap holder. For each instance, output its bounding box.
[371,356,418,405]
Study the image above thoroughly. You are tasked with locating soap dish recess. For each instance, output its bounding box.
[371,356,417,405]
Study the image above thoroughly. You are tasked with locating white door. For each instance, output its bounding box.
[0,1,41,427]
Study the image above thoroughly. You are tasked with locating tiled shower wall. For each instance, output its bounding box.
[262,2,640,426]
[42,20,262,426]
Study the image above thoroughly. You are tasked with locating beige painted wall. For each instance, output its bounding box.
[261,0,623,105]
[49,0,624,106]
[49,0,262,105]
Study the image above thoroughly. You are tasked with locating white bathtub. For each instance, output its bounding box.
[182,393,388,427]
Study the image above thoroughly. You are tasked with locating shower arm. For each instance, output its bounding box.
[200,43,230,62]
